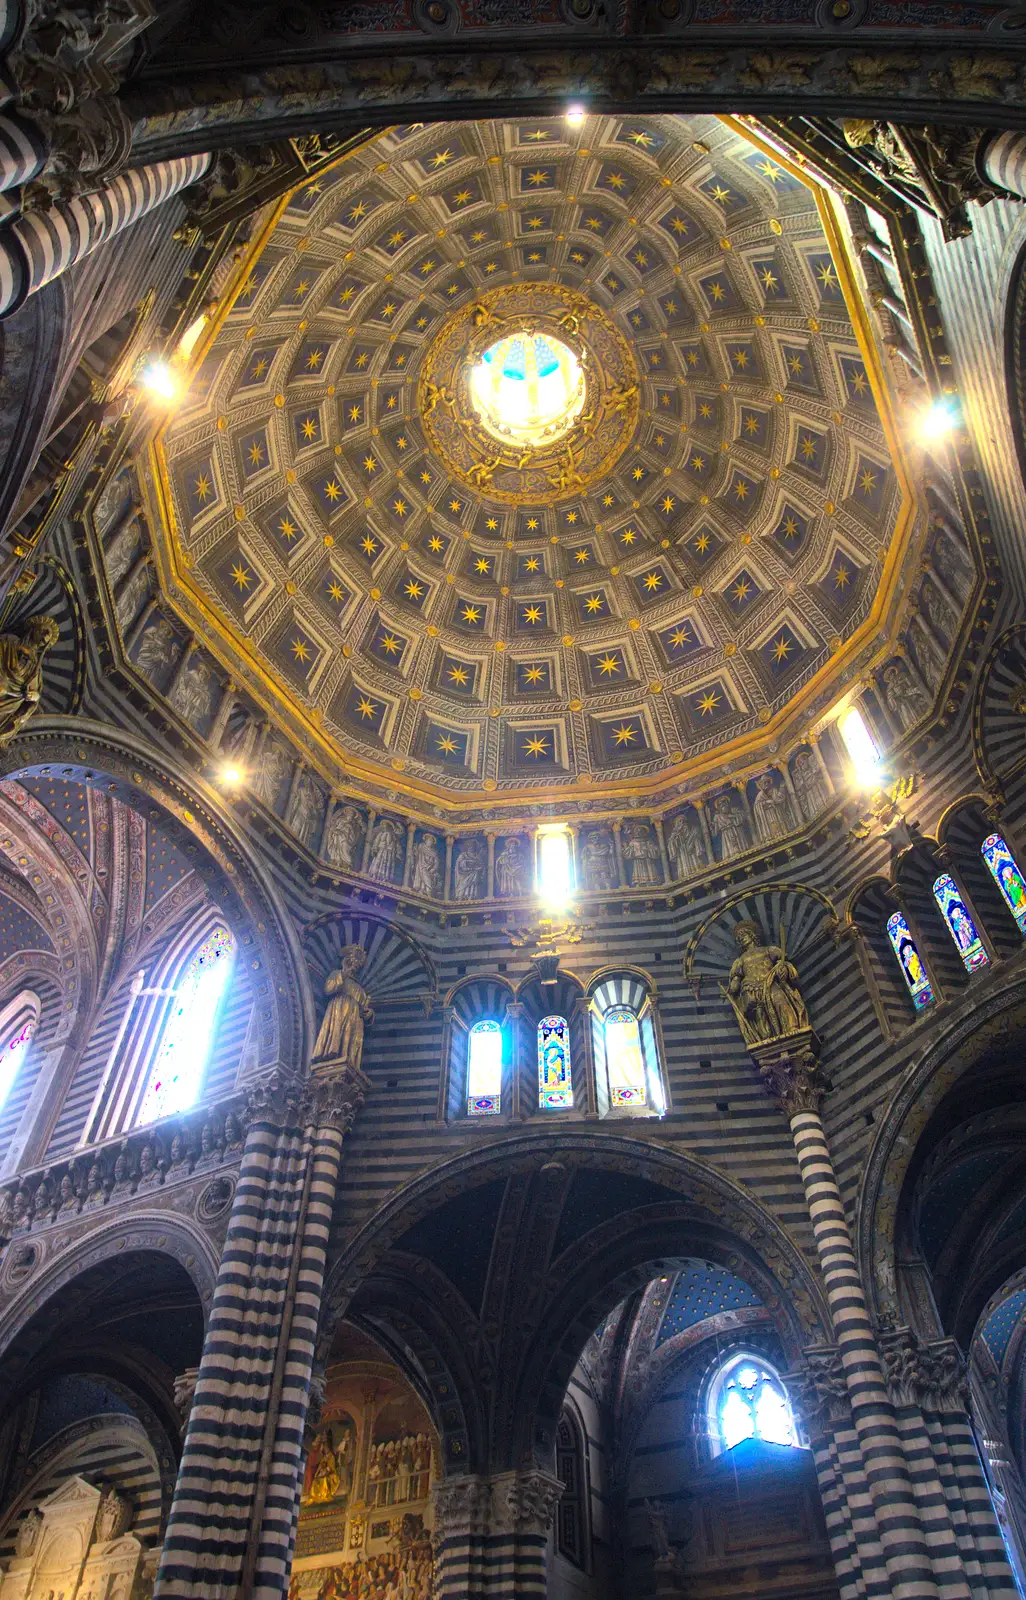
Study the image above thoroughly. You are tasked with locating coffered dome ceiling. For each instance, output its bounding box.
[144,113,921,811]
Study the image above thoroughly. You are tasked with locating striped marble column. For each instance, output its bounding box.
[0,105,47,194]
[431,1470,563,1599]
[979,131,1026,202]
[154,1067,367,1600]
[757,1039,939,1600]
[0,151,210,317]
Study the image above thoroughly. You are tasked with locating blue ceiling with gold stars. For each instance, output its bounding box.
[149,113,915,805]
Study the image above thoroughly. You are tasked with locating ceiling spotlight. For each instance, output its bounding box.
[139,357,179,403]
[916,395,959,444]
[565,104,586,126]
[219,764,244,786]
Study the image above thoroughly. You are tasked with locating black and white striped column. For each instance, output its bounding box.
[788,1097,940,1600]
[431,1470,563,1599]
[153,1068,367,1600]
[978,131,1026,202]
[0,105,47,194]
[0,151,210,317]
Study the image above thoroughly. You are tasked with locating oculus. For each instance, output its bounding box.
[419,282,639,506]
[470,333,584,447]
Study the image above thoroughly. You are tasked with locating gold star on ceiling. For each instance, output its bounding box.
[612,721,638,746]
[523,734,550,757]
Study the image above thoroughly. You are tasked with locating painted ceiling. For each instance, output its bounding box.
[147,112,918,808]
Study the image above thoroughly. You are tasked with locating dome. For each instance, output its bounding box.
[146,112,919,817]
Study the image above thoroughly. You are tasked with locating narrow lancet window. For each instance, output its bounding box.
[886,911,935,1010]
[932,873,988,972]
[604,1005,646,1107]
[467,1019,503,1116]
[138,925,236,1124]
[982,834,1026,935]
[0,1015,35,1115]
[538,1014,573,1110]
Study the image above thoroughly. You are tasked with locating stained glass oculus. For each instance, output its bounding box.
[538,1014,573,1109]
[932,873,988,972]
[982,833,1026,935]
[886,911,934,1011]
[470,333,585,447]
[138,925,236,1123]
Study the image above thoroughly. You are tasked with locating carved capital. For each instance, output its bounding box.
[243,1070,306,1130]
[431,1476,491,1541]
[304,1063,370,1133]
[173,1367,199,1434]
[749,1029,823,1119]
[878,1325,968,1413]
[490,1469,564,1537]
[24,95,132,200]
[784,1345,850,1437]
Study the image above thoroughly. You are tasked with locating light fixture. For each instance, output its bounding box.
[138,357,180,403]
[916,395,959,445]
[838,705,882,790]
[536,824,574,912]
[219,764,245,786]
[565,104,586,126]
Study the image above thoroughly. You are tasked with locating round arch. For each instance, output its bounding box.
[0,717,314,1075]
[856,972,1026,1318]
[321,1129,831,1473]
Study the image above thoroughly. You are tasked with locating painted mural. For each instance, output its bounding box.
[289,1333,437,1600]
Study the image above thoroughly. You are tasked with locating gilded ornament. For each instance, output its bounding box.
[0,615,60,747]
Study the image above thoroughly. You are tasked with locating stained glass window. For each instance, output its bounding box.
[982,834,1026,936]
[605,1005,646,1107]
[470,332,585,447]
[932,873,989,972]
[467,1018,502,1116]
[538,1014,573,1110]
[138,925,235,1124]
[712,1354,798,1454]
[0,1016,35,1114]
[886,911,935,1010]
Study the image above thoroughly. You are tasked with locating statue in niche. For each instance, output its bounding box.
[934,530,971,596]
[411,833,442,898]
[94,1485,132,1543]
[752,772,795,845]
[667,809,707,879]
[712,791,749,859]
[910,615,945,685]
[622,821,661,886]
[116,564,149,628]
[253,742,290,808]
[883,660,930,732]
[581,827,617,891]
[311,945,373,1071]
[105,525,139,588]
[324,804,363,871]
[646,1499,672,1560]
[15,1509,42,1557]
[453,837,485,900]
[791,750,831,821]
[495,835,525,897]
[170,656,212,725]
[286,772,322,848]
[923,579,957,640]
[723,920,809,1047]
[134,618,174,677]
[0,614,60,747]
[368,816,402,882]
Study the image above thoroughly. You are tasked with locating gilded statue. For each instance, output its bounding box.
[466,456,500,489]
[0,615,60,747]
[421,379,456,416]
[722,920,808,1047]
[311,946,374,1072]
